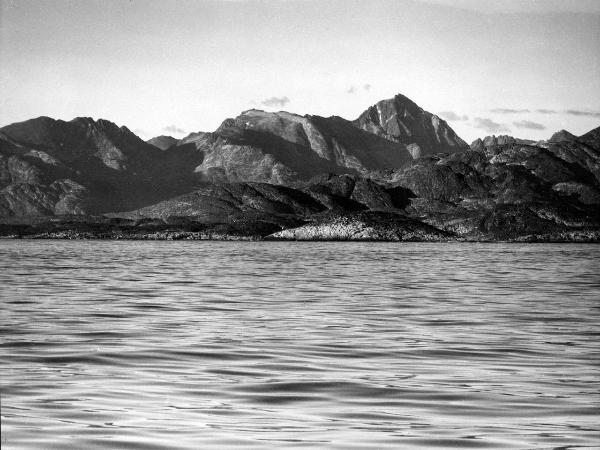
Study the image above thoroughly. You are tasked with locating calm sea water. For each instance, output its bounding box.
[1,241,599,449]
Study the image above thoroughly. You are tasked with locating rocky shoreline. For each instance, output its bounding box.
[4,233,599,243]
[2,216,599,243]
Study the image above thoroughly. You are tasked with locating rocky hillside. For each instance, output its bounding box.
[366,129,600,240]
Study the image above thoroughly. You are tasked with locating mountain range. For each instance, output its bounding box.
[1,93,599,241]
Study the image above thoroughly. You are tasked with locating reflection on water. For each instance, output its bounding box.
[1,241,599,449]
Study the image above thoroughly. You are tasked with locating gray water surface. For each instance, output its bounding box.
[1,241,599,449]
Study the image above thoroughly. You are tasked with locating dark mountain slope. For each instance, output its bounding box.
[368,132,600,239]
[0,117,203,216]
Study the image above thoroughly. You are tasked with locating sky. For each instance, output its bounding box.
[1,0,599,143]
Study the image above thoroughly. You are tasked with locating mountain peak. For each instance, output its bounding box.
[578,125,600,151]
[380,93,422,110]
[549,129,577,143]
[147,135,178,150]
[353,93,468,156]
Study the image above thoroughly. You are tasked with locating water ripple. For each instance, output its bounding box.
[1,241,599,449]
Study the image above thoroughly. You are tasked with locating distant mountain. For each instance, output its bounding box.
[147,135,178,150]
[353,94,469,157]
[548,129,577,143]
[470,135,536,151]
[0,117,202,216]
[578,125,600,151]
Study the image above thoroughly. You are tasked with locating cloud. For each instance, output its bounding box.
[347,84,371,94]
[513,120,546,130]
[472,117,510,133]
[536,109,557,114]
[490,108,530,114]
[565,109,600,118]
[163,125,187,135]
[261,96,290,107]
[438,111,468,121]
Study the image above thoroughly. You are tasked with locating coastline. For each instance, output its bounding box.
[2,230,599,243]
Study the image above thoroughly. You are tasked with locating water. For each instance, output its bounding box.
[1,241,599,449]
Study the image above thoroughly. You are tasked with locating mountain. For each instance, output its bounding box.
[0,117,203,216]
[0,94,468,217]
[578,125,600,151]
[470,135,536,150]
[548,129,577,143]
[147,135,178,150]
[102,128,600,241]
[164,93,469,184]
[353,94,469,157]
[171,108,414,184]
[2,97,600,241]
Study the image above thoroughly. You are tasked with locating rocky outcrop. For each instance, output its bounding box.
[116,181,326,226]
[353,94,469,156]
[267,212,453,241]
[470,135,536,151]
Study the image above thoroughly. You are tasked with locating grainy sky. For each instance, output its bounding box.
[1,0,599,142]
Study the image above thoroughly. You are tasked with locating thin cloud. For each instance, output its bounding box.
[261,96,290,107]
[490,108,530,114]
[472,117,510,133]
[163,125,187,134]
[513,120,546,130]
[536,109,557,114]
[347,84,371,94]
[439,111,468,121]
[565,109,600,118]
